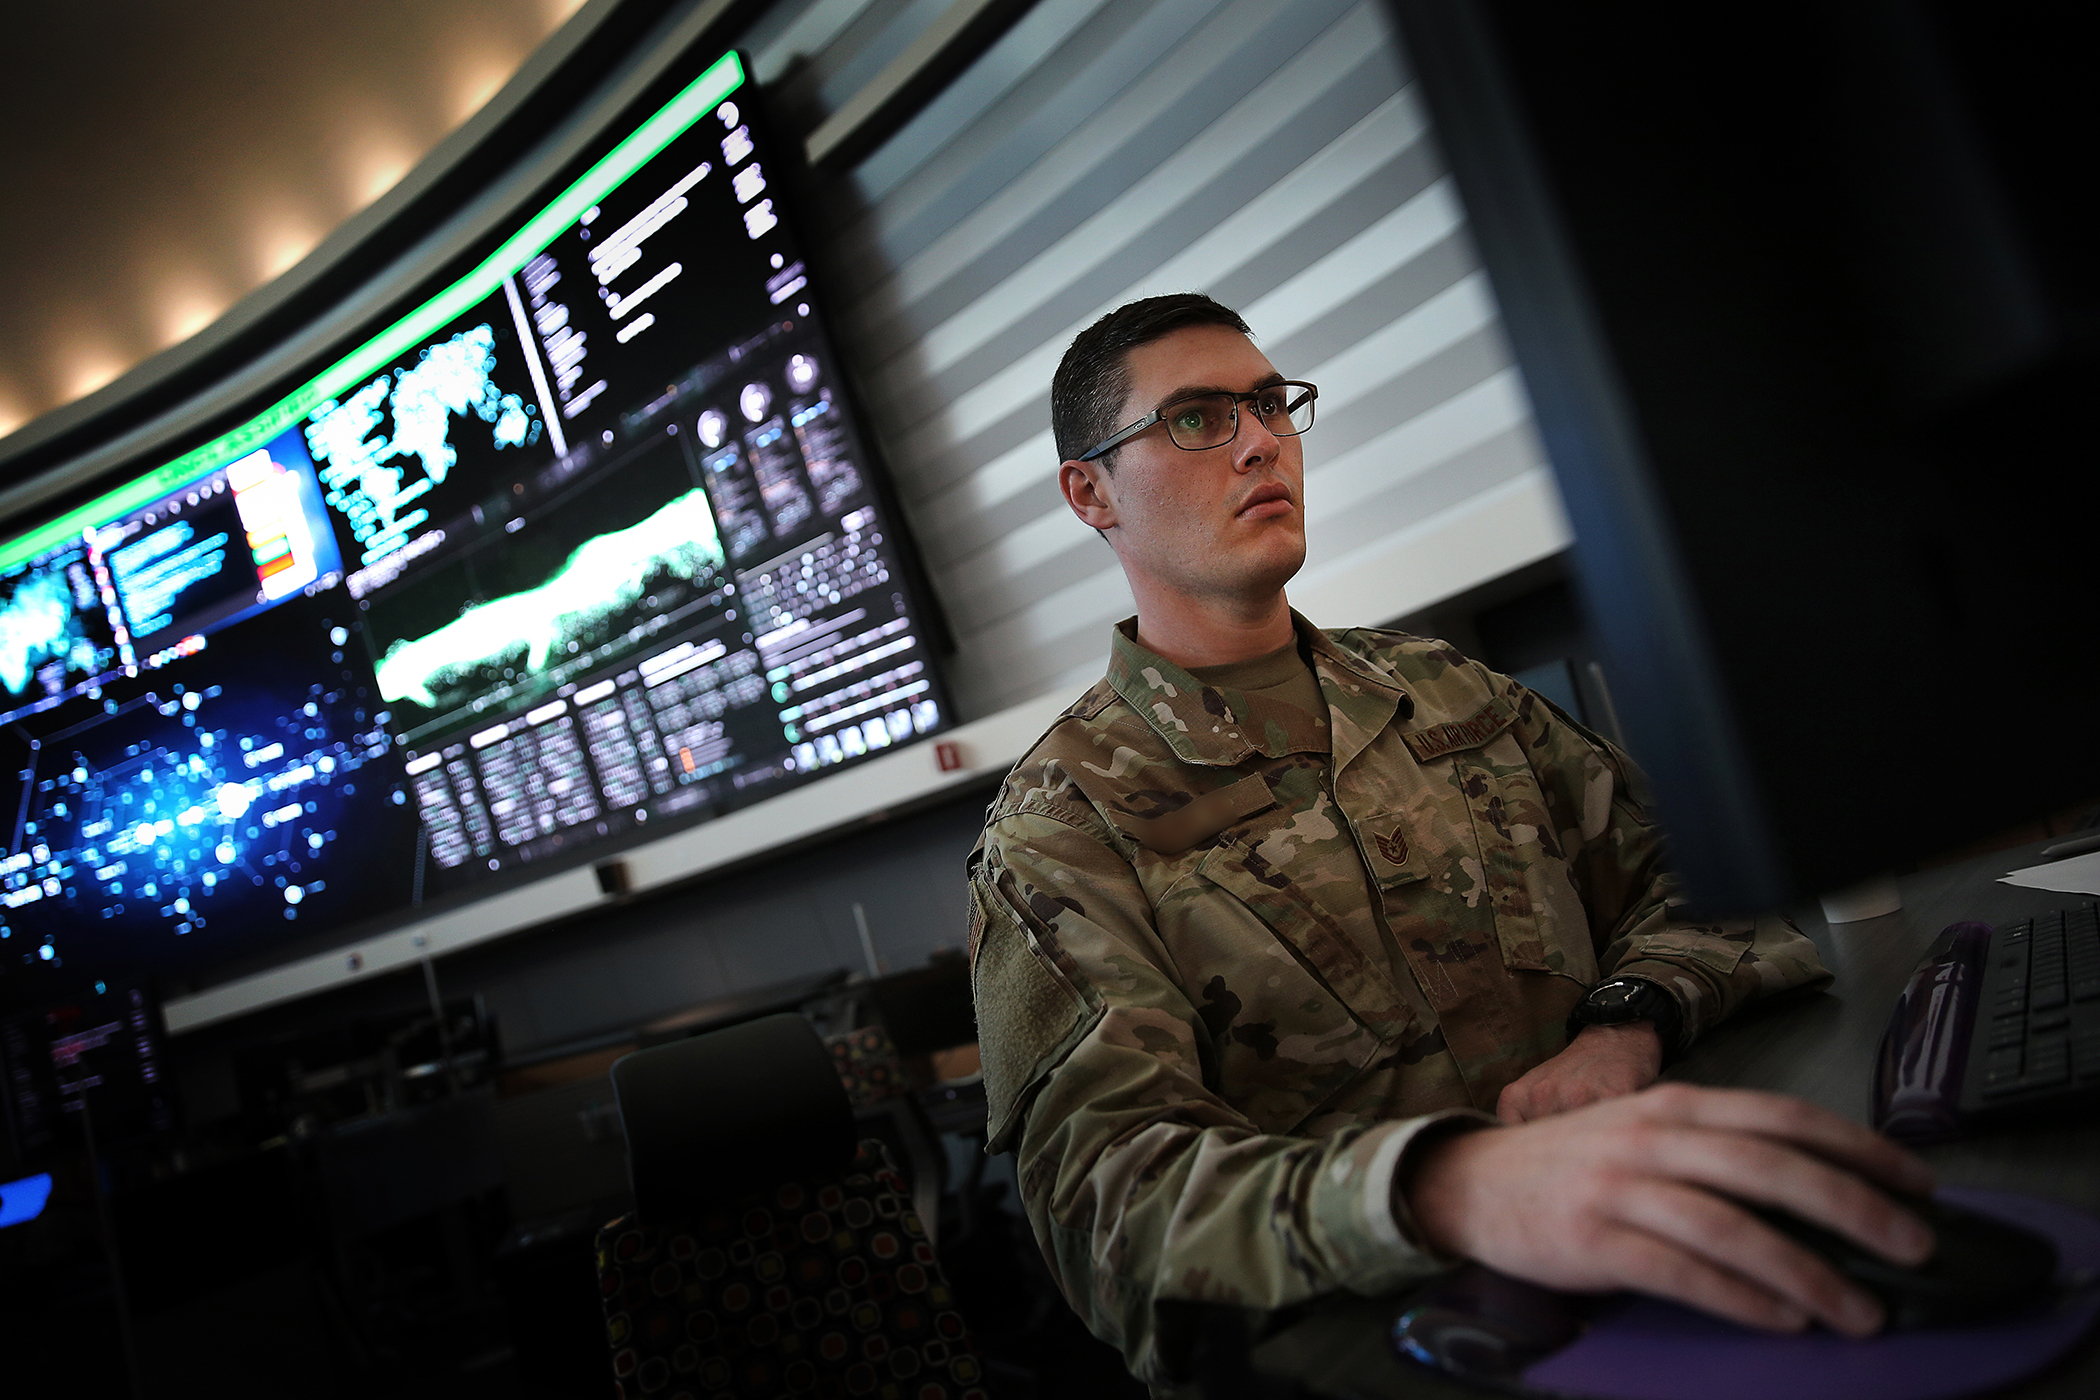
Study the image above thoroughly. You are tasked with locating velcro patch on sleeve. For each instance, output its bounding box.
[974,898,1101,1151]
[1402,696,1515,762]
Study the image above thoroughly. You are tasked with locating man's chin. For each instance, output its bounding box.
[1259,533,1308,586]
[1237,539,1307,602]
[1135,533,1306,609]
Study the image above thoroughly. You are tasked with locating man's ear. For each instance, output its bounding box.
[1059,458,1117,535]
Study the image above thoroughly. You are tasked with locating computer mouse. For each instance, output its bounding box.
[1391,1262,1586,1377]
[1745,1194,2059,1331]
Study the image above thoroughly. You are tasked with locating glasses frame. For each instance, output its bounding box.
[1076,379,1319,463]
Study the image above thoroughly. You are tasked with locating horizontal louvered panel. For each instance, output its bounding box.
[739,0,1568,720]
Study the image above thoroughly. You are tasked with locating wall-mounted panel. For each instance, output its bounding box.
[759,0,1568,717]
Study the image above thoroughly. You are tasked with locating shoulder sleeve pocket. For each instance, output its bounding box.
[971,877,1105,1152]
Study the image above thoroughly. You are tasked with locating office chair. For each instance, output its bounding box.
[825,1024,910,1107]
[825,1023,947,1248]
[598,1013,989,1399]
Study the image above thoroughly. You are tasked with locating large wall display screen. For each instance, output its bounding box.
[0,50,950,994]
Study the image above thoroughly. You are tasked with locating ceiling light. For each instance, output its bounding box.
[352,145,413,208]
[159,283,225,347]
[257,221,320,280]
[66,355,125,401]
[453,60,513,124]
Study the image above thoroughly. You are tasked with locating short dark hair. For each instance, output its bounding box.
[1051,293,1252,466]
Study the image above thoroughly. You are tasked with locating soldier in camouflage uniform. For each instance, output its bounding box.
[968,294,1938,1387]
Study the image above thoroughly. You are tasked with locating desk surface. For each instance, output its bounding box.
[1251,839,2100,1399]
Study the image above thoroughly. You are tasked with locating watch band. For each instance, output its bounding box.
[1567,977,1684,1062]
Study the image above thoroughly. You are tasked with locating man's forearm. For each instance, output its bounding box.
[1019,1087,1487,1384]
[1605,911,1832,1044]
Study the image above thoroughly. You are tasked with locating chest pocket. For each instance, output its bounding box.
[1184,798,1422,1132]
[1408,705,1598,985]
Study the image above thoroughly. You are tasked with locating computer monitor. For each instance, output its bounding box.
[1387,1,2098,911]
[0,47,953,1007]
[1,986,174,1166]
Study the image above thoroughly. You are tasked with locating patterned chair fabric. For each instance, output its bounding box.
[825,1026,910,1108]
[598,1139,989,1400]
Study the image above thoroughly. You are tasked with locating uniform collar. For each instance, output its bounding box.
[1106,614,1414,768]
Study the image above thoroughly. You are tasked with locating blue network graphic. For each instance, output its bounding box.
[3,652,404,947]
[303,321,547,567]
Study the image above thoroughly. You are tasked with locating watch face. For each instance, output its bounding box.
[1594,982,1643,1013]
[1573,979,1682,1059]
[1582,980,1654,1022]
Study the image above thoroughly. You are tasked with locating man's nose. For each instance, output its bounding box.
[1232,411,1283,472]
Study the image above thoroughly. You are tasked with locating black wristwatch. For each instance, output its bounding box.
[1568,977,1684,1062]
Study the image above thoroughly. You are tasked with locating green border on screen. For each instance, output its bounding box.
[0,49,746,574]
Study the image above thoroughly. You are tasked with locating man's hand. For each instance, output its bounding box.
[1497,1021,1663,1123]
[1408,1083,1937,1337]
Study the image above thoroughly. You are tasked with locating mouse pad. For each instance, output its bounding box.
[1520,1189,2100,1400]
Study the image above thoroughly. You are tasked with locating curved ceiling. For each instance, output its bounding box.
[0,0,586,445]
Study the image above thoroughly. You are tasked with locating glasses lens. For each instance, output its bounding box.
[1274,383,1316,435]
[1245,383,1316,437]
[1164,393,1237,450]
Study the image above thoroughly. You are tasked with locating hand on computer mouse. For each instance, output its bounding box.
[1743,1195,2058,1331]
[1406,1083,1938,1337]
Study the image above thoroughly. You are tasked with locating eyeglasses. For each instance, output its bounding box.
[1077,380,1318,462]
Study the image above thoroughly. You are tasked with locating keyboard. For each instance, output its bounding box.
[1873,902,2100,1142]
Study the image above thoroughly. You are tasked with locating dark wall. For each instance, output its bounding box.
[171,777,998,1127]
[471,781,996,1057]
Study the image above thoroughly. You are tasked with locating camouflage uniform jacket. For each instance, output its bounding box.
[966,616,1830,1385]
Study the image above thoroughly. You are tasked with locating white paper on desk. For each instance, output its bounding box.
[2000,850,2100,896]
